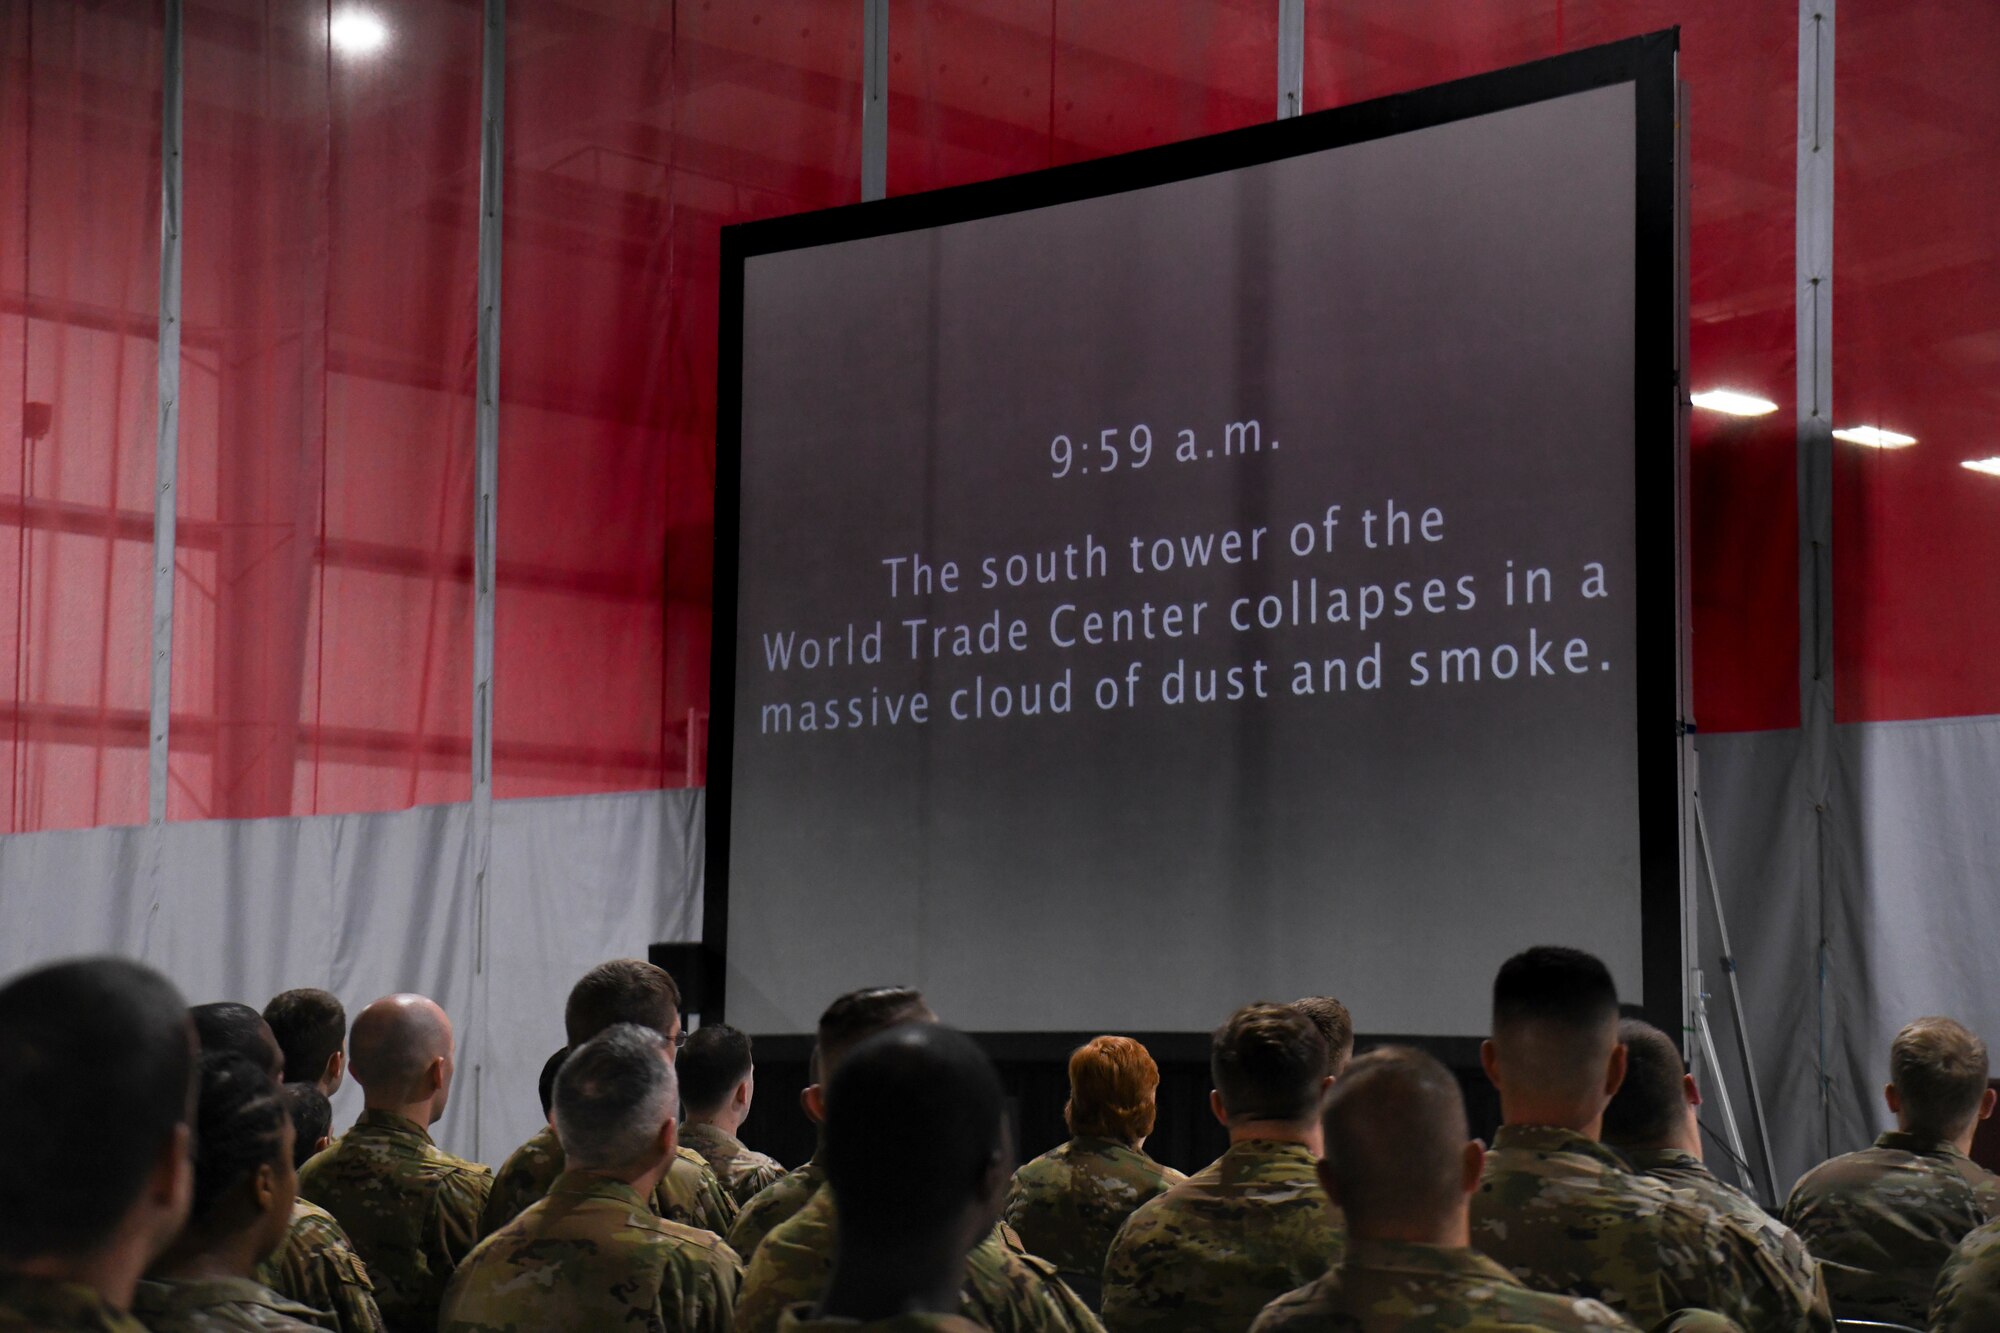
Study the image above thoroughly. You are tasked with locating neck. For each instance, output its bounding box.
[1351,1210,1469,1249]
[818,1236,967,1322]
[5,1240,149,1313]
[689,1105,745,1137]
[362,1097,434,1130]
[1498,1097,1602,1140]
[149,1231,265,1285]
[1227,1119,1321,1153]
[574,1154,673,1199]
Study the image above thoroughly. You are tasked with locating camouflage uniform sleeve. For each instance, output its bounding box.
[1933,1220,2000,1333]
[1663,1208,1827,1333]
[433,1168,497,1271]
[1004,1251,1104,1333]
[1094,1209,1160,1333]
[731,1223,824,1333]
[476,1161,534,1241]
[667,1241,745,1333]
[269,1244,386,1333]
[663,1151,742,1237]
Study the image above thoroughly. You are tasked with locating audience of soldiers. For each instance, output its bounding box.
[6,946,2000,1333]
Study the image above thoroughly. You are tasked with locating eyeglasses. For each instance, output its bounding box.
[669,1029,689,1050]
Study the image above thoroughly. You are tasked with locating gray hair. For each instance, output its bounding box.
[553,1022,677,1170]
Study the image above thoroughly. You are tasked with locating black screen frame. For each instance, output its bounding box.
[706,30,1687,1053]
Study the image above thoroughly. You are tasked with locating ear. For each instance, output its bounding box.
[1479,1039,1502,1091]
[1682,1073,1702,1108]
[1208,1089,1229,1129]
[152,1122,195,1216]
[1981,1087,1998,1123]
[325,1050,346,1088]
[428,1056,448,1096]
[1603,1042,1629,1098]
[802,1084,826,1125]
[734,1076,754,1113]
[1314,1156,1341,1210]
[1884,1083,1901,1116]
[659,1112,679,1161]
[252,1160,279,1213]
[1460,1138,1487,1196]
[314,1135,331,1156]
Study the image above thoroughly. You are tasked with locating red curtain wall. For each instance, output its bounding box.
[2,2,1996,833]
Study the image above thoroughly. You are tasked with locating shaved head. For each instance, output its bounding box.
[348,995,454,1112]
[1322,1047,1467,1233]
[1489,947,1622,1108]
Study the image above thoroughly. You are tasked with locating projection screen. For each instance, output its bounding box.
[711,34,1687,1043]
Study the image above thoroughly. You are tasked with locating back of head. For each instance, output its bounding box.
[1321,1047,1467,1233]
[1891,1016,1991,1140]
[192,1002,284,1084]
[1212,1002,1327,1124]
[1293,997,1355,1079]
[538,1047,570,1121]
[680,1024,754,1116]
[1600,1020,1687,1149]
[823,1024,1004,1244]
[264,989,346,1085]
[187,1051,292,1238]
[565,960,680,1046]
[281,1083,332,1169]
[347,994,452,1103]
[1066,1036,1160,1143]
[816,986,935,1085]
[0,958,194,1261]
[555,1023,677,1171]
[1490,946,1621,1105]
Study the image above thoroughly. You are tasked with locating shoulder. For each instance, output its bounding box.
[1246,1273,1338,1331]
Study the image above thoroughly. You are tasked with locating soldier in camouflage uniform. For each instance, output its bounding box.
[1601,1021,1829,1321]
[480,959,739,1238]
[297,995,492,1333]
[1004,1036,1184,1307]
[1932,1213,2000,1332]
[441,1025,742,1333]
[733,1160,830,1260]
[1253,1047,1637,1333]
[0,959,196,1333]
[1781,1015,2000,1326]
[1471,948,1827,1333]
[261,1083,384,1333]
[681,1023,789,1206]
[779,1025,1085,1333]
[1100,1004,1343,1333]
[138,1052,327,1333]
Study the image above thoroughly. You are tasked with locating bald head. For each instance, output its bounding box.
[348,995,454,1120]
[1321,1047,1472,1238]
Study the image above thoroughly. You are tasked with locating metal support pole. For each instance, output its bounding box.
[862,0,888,201]
[1695,782,1779,1203]
[148,0,185,825]
[1277,0,1304,120]
[1691,968,1755,1191]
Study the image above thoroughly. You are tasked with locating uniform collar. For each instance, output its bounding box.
[681,1122,744,1152]
[548,1170,651,1210]
[1875,1129,1963,1158]
[353,1107,435,1144]
[134,1276,322,1320]
[0,1273,146,1333]
[1343,1238,1526,1285]
[1618,1145,1707,1175]
[1490,1123,1630,1170]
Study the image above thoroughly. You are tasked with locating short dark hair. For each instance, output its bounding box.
[816,987,934,1085]
[1293,997,1355,1078]
[538,1047,570,1119]
[1491,946,1620,1034]
[280,1082,332,1168]
[0,958,195,1260]
[555,1024,676,1169]
[1211,1003,1327,1124]
[264,989,346,1084]
[1601,1020,1687,1149]
[192,1002,284,1083]
[1322,1047,1467,1231]
[824,1023,1003,1244]
[565,960,681,1046]
[190,1051,290,1231]
[1892,1017,1991,1139]
[680,1024,754,1115]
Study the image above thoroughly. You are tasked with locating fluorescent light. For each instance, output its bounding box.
[1963,457,2000,477]
[330,8,389,55]
[1691,389,1778,417]
[1832,425,1917,448]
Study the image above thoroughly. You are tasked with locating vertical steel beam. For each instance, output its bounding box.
[862,0,888,201]
[1797,0,1836,1158]
[148,0,185,825]
[1277,0,1305,119]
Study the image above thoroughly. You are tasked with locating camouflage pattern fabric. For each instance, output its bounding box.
[478,1122,737,1239]
[0,1273,151,1333]
[1099,1137,1343,1333]
[1249,1237,1639,1332]
[439,1170,741,1333]
[735,1186,1102,1333]
[258,1198,386,1333]
[683,1121,789,1207]
[296,1108,493,1333]
[1003,1137,1184,1301]
[1619,1148,1828,1323]
[1779,1129,2000,1326]
[132,1277,327,1332]
[776,1309,987,1333]
[1931,1213,2000,1332]
[1471,1125,1827,1333]
[729,1160,829,1261]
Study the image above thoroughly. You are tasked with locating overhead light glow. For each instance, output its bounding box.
[1691,389,1778,417]
[1962,457,2000,477]
[329,8,389,55]
[1832,425,1917,448]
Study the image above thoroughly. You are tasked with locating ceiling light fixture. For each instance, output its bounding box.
[1962,458,2000,477]
[1691,389,1778,417]
[329,8,389,56]
[1832,425,1917,448]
